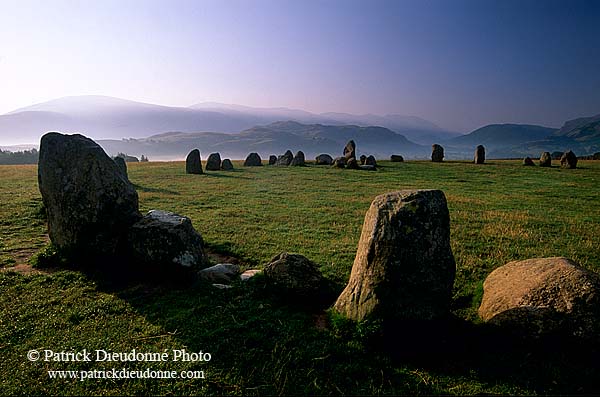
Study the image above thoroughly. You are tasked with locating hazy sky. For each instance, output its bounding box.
[1,0,599,131]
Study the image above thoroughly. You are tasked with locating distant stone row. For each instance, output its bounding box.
[523,150,578,168]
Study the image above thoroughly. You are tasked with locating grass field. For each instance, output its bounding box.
[1,159,599,395]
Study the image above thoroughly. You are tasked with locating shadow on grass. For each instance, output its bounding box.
[132,183,181,195]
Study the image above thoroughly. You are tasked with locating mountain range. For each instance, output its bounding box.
[0,95,458,146]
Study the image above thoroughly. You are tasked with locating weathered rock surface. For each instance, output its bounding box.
[365,155,377,167]
[268,155,277,165]
[205,153,222,171]
[128,210,208,271]
[343,140,356,160]
[241,269,261,281]
[334,190,456,322]
[244,152,262,167]
[290,151,305,166]
[390,155,404,162]
[346,157,359,169]
[359,155,367,165]
[38,132,141,258]
[431,144,444,162]
[221,159,234,170]
[185,149,203,174]
[474,145,485,164]
[560,150,578,169]
[264,252,323,296]
[276,150,294,166]
[199,263,241,283]
[332,157,347,168]
[114,156,128,179]
[478,257,600,338]
[523,157,535,166]
[540,151,552,167]
[315,154,333,165]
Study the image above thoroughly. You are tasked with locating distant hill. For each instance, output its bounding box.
[449,124,556,149]
[97,121,426,161]
[0,95,454,146]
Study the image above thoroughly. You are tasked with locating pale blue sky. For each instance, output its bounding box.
[1,0,599,131]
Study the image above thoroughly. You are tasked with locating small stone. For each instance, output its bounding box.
[390,155,404,162]
[221,159,234,170]
[365,155,377,167]
[540,151,552,167]
[290,151,305,166]
[315,154,333,165]
[244,152,262,167]
[560,150,577,169]
[241,269,261,281]
[523,157,535,166]
[268,155,277,165]
[205,153,221,171]
[199,263,241,283]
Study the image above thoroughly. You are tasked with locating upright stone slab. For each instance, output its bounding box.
[344,140,356,160]
[268,155,277,165]
[474,145,485,164]
[38,132,141,258]
[185,149,203,174]
[540,151,552,167]
[290,151,305,166]
[431,144,444,162]
[334,190,456,322]
[114,156,128,180]
[276,150,294,166]
[244,152,262,166]
[560,150,577,169]
[205,153,222,171]
[359,155,367,165]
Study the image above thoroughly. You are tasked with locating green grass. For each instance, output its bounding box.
[1,159,599,395]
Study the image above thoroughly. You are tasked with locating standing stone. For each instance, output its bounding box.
[185,149,203,174]
[221,159,234,170]
[359,155,367,165]
[523,157,535,166]
[560,150,578,169]
[431,144,444,162]
[334,190,456,322]
[315,154,333,165]
[474,145,485,164]
[276,150,294,166]
[205,153,222,171]
[390,155,404,162]
[128,210,209,271]
[244,152,262,167]
[332,157,347,168]
[290,151,305,166]
[365,155,377,167]
[343,140,356,160]
[38,132,141,258]
[346,157,359,169]
[114,156,128,180]
[540,152,552,167]
[478,257,600,338]
[268,155,277,165]
[263,252,323,297]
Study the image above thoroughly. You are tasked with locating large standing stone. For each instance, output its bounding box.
[560,150,577,169]
[290,151,305,166]
[540,151,552,167]
[221,159,234,170]
[268,155,277,165]
[264,252,323,297]
[38,132,141,258]
[113,156,128,180]
[523,157,535,166]
[185,149,203,174]
[276,150,294,166]
[244,152,262,167]
[390,155,404,162]
[478,257,600,338]
[334,190,456,322]
[128,210,209,271]
[365,155,377,167]
[205,153,222,171]
[315,154,333,165]
[431,144,444,162]
[343,140,356,160]
[474,145,485,164]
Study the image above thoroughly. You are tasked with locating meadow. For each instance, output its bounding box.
[1,159,599,395]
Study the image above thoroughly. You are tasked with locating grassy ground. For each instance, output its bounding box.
[1,159,599,395]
